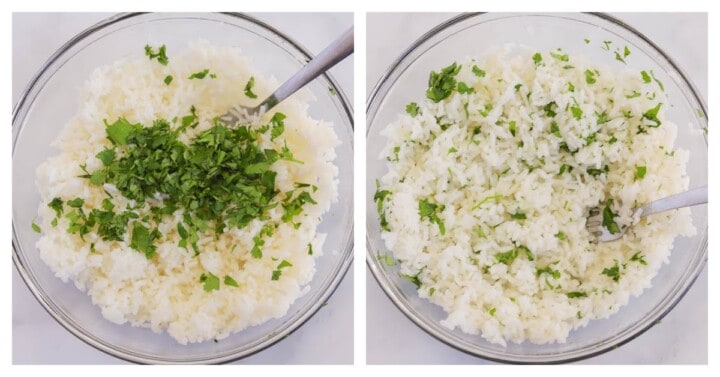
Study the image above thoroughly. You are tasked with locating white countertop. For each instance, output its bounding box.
[12,12,354,365]
[366,12,708,364]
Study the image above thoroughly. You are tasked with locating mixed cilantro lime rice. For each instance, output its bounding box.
[376,46,695,345]
[34,41,340,344]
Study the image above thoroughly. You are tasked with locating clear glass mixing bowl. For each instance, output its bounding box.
[13,12,354,364]
[366,12,707,363]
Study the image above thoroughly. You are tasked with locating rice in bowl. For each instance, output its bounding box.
[375,46,695,346]
[34,41,340,344]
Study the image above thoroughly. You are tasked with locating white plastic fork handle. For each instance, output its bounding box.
[640,185,708,217]
[257,26,354,114]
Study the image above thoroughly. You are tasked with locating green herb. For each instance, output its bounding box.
[508,121,517,137]
[472,194,503,210]
[244,76,258,98]
[474,226,487,239]
[489,307,496,316]
[270,112,286,141]
[650,70,665,91]
[32,220,41,233]
[624,46,631,58]
[555,231,566,240]
[602,199,621,234]
[567,291,587,298]
[48,197,64,218]
[495,248,518,265]
[642,103,663,128]
[188,69,211,79]
[307,243,313,256]
[641,70,652,83]
[164,75,173,85]
[510,212,526,220]
[584,69,597,84]
[271,259,293,280]
[550,50,569,62]
[516,245,534,261]
[224,275,239,287]
[328,87,336,95]
[448,147,458,154]
[608,135,618,144]
[626,90,641,99]
[558,164,572,175]
[550,121,561,137]
[586,165,608,177]
[96,149,115,166]
[536,266,561,279]
[426,62,461,103]
[144,44,168,65]
[472,65,486,77]
[406,102,420,117]
[635,166,647,180]
[457,81,475,94]
[614,51,626,64]
[478,104,493,117]
[584,38,590,44]
[543,101,557,117]
[104,118,140,146]
[630,252,648,265]
[567,82,575,92]
[596,111,609,124]
[571,104,583,120]
[602,40,612,50]
[380,253,395,266]
[601,261,621,282]
[428,287,436,296]
[418,198,445,235]
[514,84,522,92]
[130,223,160,259]
[67,198,84,208]
[200,272,220,292]
[374,180,392,232]
[532,52,542,66]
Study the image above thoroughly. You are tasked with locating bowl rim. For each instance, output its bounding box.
[365,11,707,364]
[12,11,354,364]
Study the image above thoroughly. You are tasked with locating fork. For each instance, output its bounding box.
[586,186,708,242]
[220,27,354,126]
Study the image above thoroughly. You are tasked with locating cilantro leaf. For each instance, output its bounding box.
[584,69,597,84]
[418,198,445,235]
[602,199,621,234]
[96,148,115,166]
[426,62,461,102]
[164,75,173,85]
[200,272,220,292]
[188,69,211,79]
[601,261,621,282]
[567,291,587,298]
[641,70,652,83]
[532,52,542,66]
[130,223,159,259]
[244,76,258,98]
[406,102,420,117]
[104,118,139,145]
[144,44,168,66]
[635,166,647,180]
[224,275,239,287]
[472,65,486,77]
[32,220,41,233]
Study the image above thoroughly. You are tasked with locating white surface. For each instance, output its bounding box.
[366,12,708,364]
[12,12,354,365]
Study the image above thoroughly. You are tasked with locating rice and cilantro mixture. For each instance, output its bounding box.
[33,42,340,344]
[375,43,696,345]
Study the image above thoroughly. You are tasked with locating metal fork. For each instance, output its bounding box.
[586,186,708,242]
[220,27,354,126]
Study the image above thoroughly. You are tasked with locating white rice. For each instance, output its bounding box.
[34,41,340,344]
[378,47,695,345]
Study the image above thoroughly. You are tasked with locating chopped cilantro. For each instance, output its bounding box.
[489,307,496,316]
[495,248,518,265]
[164,75,173,85]
[586,165,608,177]
[308,243,313,256]
[188,69,211,79]
[532,52,542,66]
[626,90,641,98]
[584,38,590,44]
[472,65,486,77]
[426,62,461,103]
[635,166,647,180]
[402,272,422,289]
[641,70,652,83]
[584,69,597,84]
[602,199,621,234]
[555,231,566,240]
[224,275,239,287]
[244,76,258,98]
[642,103,663,127]
[567,291,587,298]
[457,81,475,94]
[418,198,445,235]
[550,50,569,62]
[32,220,41,233]
[571,104,583,120]
[130,223,160,259]
[650,70,665,91]
[550,121,561,137]
[630,252,648,265]
[271,259,293,281]
[567,82,575,92]
[472,194,503,210]
[510,212,526,220]
[374,180,392,232]
[144,44,168,65]
[509,120,516,137]
[448,147,458,154]
[200,272,220,292]
[104,118,140,145]
[406,102,420,117]
[601,261,621,282]
[536,266,561,279]
[48,197,64,217]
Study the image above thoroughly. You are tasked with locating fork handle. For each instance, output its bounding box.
[640,185,708,217]
[257,27,354,113]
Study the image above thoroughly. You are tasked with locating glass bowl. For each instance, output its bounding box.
[13,12,354,364]
[366,12,707,363]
